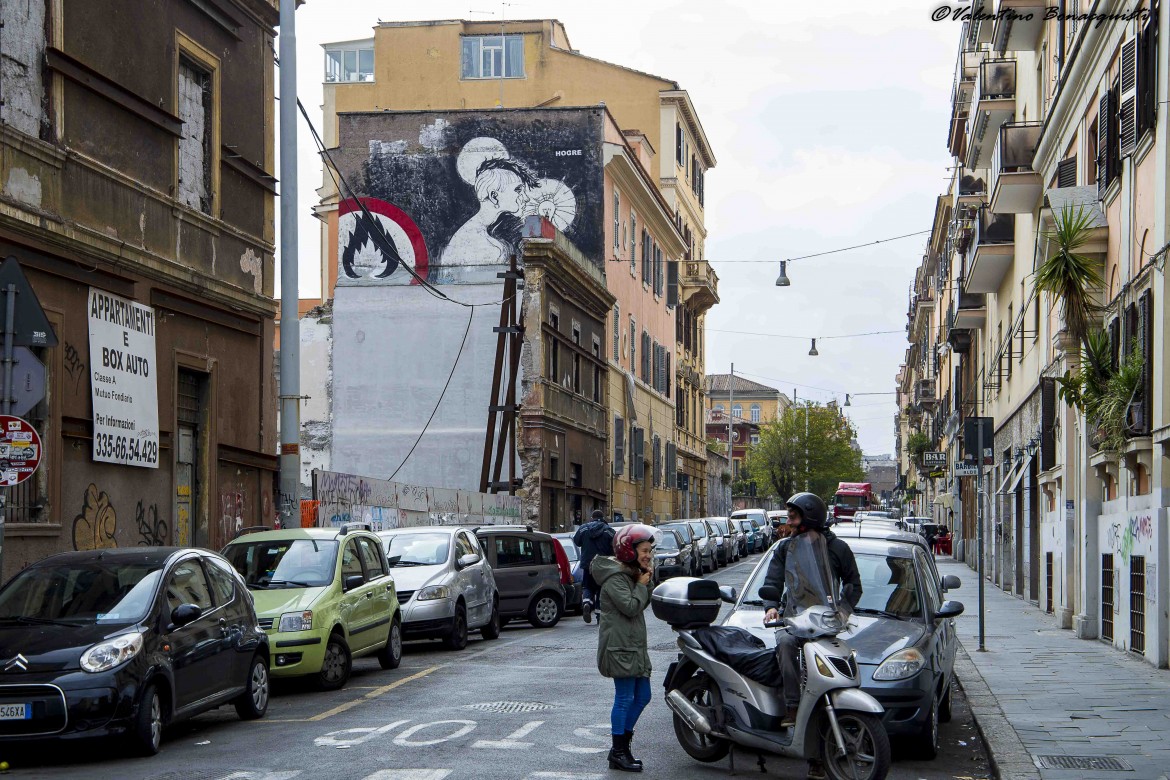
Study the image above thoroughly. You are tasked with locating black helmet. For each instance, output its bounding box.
[785,492,827,531]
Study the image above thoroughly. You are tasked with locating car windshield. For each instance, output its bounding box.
[688,522,708,538]
[224,539,339,588]
[657,534,679,551]
[663,525,689,541]
[384,533,450,566]
[0,562,163,625]
[556,538,579,562]
[834,495,867,508]
[710,519,729,533]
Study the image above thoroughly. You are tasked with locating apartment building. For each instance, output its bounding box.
[306,19,718,523]
[0,0,279,576]
[898,1,1169,667]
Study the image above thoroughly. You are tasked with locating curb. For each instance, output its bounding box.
[952,642,1040,780]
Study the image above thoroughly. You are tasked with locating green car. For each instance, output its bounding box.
[222,524,402,690]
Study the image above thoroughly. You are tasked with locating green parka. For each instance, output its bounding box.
[592,555,652,679]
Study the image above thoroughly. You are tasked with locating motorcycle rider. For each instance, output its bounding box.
[762,493,862,729]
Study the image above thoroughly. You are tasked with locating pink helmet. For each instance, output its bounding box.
[613,523,659,563]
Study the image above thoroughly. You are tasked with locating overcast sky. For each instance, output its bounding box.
[277,0,960,456]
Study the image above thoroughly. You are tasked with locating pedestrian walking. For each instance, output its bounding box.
[591,523,658,773]
[573,508,614,623]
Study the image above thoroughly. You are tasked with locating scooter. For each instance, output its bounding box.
[658,582,891,780]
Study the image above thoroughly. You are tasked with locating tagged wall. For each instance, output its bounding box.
[333,108,606,287]
[1094,506,1166,660]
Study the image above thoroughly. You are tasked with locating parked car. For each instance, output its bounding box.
[377,526,501,649]
[730,508,770,550]
[721,537,964,758]
[705,517,738,564]
[733,518,760,554]
[222,524,401,691]
[475,525,570,628]
[0,547,270,755]
[652,529,693,584]
[552,533,586,614]
[659,522,702,577]
[685,519,719,573]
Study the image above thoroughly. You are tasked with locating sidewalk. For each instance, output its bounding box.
[937,557,1170,780]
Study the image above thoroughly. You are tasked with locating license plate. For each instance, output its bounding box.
[0,703,29,720]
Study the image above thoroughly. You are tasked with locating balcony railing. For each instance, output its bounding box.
[990,122,1043,213]
[680,261,719,310]
[976,59,1016,101]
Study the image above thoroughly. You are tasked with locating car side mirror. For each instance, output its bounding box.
[718,586,738,604]
[457,553,481,569]
[169,603,202,630]
[343,574,365,592]
[941,574,961,592]
[758,585,782,602]
[934,600,965,620]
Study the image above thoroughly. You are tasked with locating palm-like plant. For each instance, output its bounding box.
[1035,205,1105,369]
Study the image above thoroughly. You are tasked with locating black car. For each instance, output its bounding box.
[0,548,270,755]
[652,529,693,584]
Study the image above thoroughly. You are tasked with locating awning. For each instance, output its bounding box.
[624,371,638,425]
[1006,454,1033,495]
[996,459,1022,495]
[933,493,955,509]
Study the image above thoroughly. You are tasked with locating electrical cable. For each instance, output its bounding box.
[708,327,903,341]
[705,230,931,263]
[387,306,475,481]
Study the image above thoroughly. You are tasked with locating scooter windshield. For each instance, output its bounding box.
[782,531,850,622]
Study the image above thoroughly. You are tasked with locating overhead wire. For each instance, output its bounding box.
[705,230,931,264]
[708,327,904,341]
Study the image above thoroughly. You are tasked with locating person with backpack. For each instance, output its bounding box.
[591,523,658,773]
[573,508,614,623]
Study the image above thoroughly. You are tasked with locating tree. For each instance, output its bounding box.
[745,402,864,501]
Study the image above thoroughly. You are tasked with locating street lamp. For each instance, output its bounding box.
[775,261,791,287]
[808,338,818,356]
[844,394,851,407]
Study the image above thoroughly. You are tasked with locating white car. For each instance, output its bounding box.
[378,526,501,650]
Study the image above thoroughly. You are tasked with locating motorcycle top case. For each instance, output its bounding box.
[651,577,721,626]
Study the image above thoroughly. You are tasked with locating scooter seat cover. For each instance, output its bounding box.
[690,626,784,689]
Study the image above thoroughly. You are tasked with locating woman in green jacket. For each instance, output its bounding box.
[592,523,658,773]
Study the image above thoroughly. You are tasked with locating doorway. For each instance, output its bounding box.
[176,369,207,547]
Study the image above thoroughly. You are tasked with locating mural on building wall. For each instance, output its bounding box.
[73,483,118,551]
[337,110,602,287]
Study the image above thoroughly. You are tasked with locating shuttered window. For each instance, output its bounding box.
[667,261,679,307]
[614,416,624,475]
[1056,156,1077,188]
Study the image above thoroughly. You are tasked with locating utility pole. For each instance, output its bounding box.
[727,363,735,483]
[793,389,809,492]
[277,0,301,529]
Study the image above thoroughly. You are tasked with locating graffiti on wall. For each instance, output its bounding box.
[336,111,602,288]
[135,500,167,546]
[64,342,85,393]
[220,491,246,540]
[1107,513,1154,563]
[314,469,521,529]
[73,483,118,551]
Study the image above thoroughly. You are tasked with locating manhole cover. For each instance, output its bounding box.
[1035,755,1132,771]
[464,701,554,714]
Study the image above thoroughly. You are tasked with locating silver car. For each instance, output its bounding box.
[378,526,501,650]
[685,519,719,573]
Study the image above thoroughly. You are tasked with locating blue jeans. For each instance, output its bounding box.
[611,677,652,735]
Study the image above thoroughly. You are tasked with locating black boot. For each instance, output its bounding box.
[608,733,642,772]
[624,731,643,768]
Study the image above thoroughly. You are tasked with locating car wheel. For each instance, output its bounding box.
[317,632,352,691]
[939,681,953,723]
[234,654,270,720]
[130,682,164,756]
[480,598,502,640]
[915,697,940,760]
[378,618,403,669]
[528,591,563,628]
[443,603,469,650]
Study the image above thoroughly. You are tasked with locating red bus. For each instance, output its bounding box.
[830,482,876,521]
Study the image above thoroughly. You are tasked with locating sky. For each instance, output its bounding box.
[276,0,960,456]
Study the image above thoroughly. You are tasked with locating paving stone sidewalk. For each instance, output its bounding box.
[937,558,1170,780]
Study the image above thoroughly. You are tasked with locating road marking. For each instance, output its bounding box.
[471,719,544,749]
[304,665,444,722]
[315,719,411,748]
[217,774,303,780]
[460,634,529,662]
[392,720,478,746]
[360,772,453,780]
[556,723,609,754]
[527,774,604,779]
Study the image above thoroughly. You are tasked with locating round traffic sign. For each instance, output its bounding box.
[0,415,42,487]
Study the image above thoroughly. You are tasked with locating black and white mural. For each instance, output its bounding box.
[335,109,605,286]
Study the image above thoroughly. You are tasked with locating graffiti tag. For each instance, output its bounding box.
[135,500,167,546]
[63,342,85,393]
[73,483,118,551]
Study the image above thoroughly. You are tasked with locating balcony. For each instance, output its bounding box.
[990,122,1043,213]
[965,59,1016,170]
[966,212,1014,294]
[993,0,1046,52]
[915,379,938,408]
[680,261,719,312]
[1040,186,1109,254]
[911,291,935,339]
[955,168,988,208]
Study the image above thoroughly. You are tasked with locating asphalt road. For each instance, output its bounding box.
[3,553,992,780]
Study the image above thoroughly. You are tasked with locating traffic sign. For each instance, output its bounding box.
[0,415,42,487]
[0,257,58,347]
[10,348,45,418]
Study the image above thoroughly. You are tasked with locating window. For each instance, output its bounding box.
[455,532,476,560]
[732,403,742,419]
[178,57,215,214]
[750,434,760,445]
[612,305,620,361]
[204,557,237,605]
[493,536,537,567]
[549,308,560,331]
[325,43,374,82]
[613,190,620,251]
[573,352,581,394]
[675,122,683,166]
[549,455,560,481]
[341,541,364,580]
[629,212,638,274]
[641,229,652,282]
[357,538,386,579]
[1006,304,1013,378]
[614,415,625,476]
[750,404,761,423]
[629,316,636,372]
[593,364,602,403]
[653,244,664,296]
[546,335,559,381]
[165,559,213,612]
[461,35,524,79]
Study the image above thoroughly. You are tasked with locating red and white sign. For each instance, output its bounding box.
[0,415,41,487]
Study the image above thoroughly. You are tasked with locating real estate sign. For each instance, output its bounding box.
[88,288,159,468]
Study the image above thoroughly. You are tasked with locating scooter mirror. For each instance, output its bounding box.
[718,586,737,604]
[758,585,781,602]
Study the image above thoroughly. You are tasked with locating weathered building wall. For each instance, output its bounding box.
[0,0,46,137]
[299,304,334,490]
